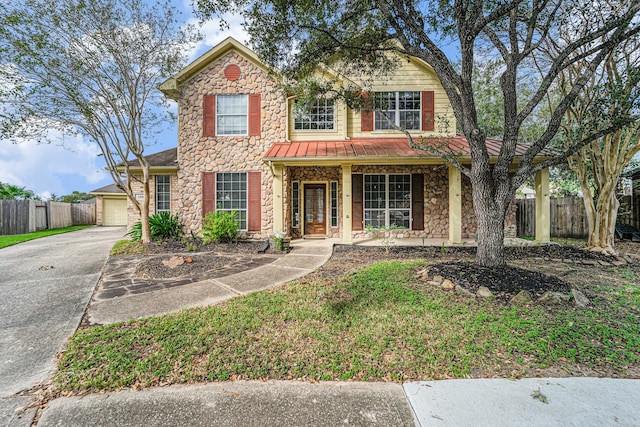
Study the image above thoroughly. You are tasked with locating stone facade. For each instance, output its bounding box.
[176,51,286,238]
[282,164,516,240]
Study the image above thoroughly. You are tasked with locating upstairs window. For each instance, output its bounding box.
[217,95,247,135]
[374,91,421,130]
[294,99,335,130]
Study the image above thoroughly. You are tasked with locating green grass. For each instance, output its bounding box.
[0,225,94,249]
[55,260,640,392]
[110,239,147,255]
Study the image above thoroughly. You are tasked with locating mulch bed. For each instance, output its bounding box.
[325,243,626,304]
[136,254,234,279]
[142,238,277,255]
[427,261,572,303]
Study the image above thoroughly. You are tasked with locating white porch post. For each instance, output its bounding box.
[535,168,551,243]
[273,164,284,234]
[448,164,462,244]
[342,164,353,244]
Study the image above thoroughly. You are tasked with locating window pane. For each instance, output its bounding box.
[215,172,248,230]
[294,99,335,130]
[155,175,171,213]
[374,91,421,130]
[292,182,300,228]
[217,95,247,135]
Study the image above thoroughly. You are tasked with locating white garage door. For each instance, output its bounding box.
[103,198,127,226]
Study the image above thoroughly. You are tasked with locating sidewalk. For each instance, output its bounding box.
[35,378,640,426]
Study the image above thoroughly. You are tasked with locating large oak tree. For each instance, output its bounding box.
[196,0,640,266]
[0,0,197,242]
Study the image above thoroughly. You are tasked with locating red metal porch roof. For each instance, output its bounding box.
[263,135,530,161]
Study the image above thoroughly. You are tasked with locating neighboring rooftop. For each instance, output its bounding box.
[125,148,178,168]
[90,182,125,194]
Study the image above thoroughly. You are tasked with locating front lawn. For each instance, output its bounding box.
[56,257,640,392]
[0,225,94,249]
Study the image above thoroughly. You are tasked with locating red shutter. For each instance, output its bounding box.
[422,91,434,131]
[202,172,216,218]
[248,94,261,137]
[360,92,373,132]
[247,172,261,231]
[203,95,216,137]
[352,174,363,231]
[411,174,424,230]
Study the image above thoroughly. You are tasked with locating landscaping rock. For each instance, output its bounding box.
[476,286,493,298]
[511,290,533,305]
[455,284,475,297]
[572,289,590,308]
[433,275,443,284]
[538,291,571,305]
[162,256,185,269]
[427,281,442,287]
[441,279,455,290]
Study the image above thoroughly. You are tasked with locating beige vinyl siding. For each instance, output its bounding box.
[347,58,455,137]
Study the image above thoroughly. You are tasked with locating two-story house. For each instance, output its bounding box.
[118,37,551,244]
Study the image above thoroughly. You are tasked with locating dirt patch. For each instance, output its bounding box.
[137,254,236,279]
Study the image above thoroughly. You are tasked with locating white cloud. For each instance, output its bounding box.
[184,13,249,62]
[0,131,107,197]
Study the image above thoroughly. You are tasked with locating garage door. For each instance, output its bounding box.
[103,198,127,226]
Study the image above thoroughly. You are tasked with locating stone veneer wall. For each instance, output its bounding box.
[281,164,516,240]
[177,51,286,238]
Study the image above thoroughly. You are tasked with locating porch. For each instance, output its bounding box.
[264,138,551,244]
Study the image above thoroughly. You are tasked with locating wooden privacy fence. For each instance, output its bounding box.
[0,200,95,235]
[516,197,588,238]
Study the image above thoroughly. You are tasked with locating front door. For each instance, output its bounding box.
[304,184,326,235]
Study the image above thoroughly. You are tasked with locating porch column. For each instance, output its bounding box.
[342,164,353,244]
[535,168,550,243]
[273,164,284,234]
[448,164,462,244]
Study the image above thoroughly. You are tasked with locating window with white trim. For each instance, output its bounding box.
[374,91,421,130]
[364,174,411,228]
[216,172,247,230]
[155,175,171,213]
[330,181,338,227]
[292,181,300,228]
[217,95,247,135]
[294,99,335,130]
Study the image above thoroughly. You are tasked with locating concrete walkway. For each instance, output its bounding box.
[36,378,640,426]
[0,226,125,427]
[87,238,335,324]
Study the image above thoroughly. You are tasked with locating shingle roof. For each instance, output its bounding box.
[125,148,177,167]
[263,135,534,161]
[90,182,125,194]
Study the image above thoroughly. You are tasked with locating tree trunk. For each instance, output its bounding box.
[140,166,152,244]
[587,183,619,255]
[472,170,507,267]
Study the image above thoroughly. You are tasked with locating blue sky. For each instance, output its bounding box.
[0,0,249,199]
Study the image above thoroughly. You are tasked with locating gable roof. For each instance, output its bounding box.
[90,182,125,195]
[125,148,177,167]
[159,37,268,100]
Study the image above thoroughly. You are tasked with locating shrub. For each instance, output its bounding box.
[127,211,183,241]
[202,211,240,243]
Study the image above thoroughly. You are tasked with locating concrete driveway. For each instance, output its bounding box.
[0,226,125,426]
